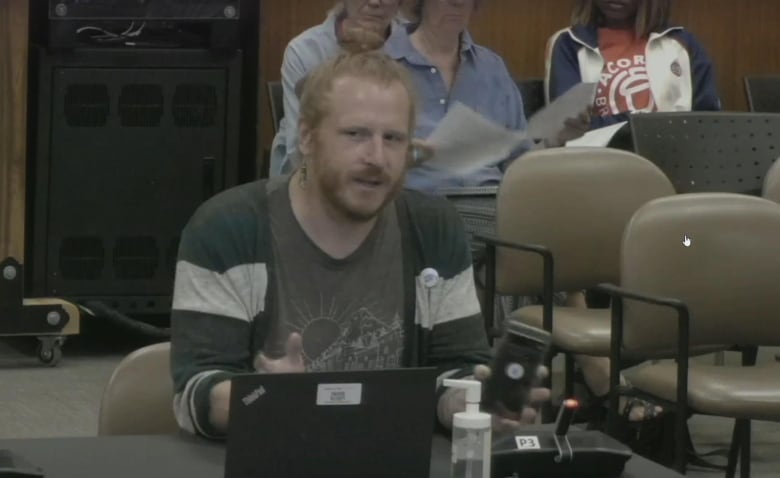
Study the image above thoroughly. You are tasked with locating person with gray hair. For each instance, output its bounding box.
[268,0,403,178]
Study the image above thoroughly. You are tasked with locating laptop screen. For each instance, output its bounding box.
[224,368,439,478]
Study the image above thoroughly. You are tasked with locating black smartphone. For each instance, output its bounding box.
[482,319,552,416]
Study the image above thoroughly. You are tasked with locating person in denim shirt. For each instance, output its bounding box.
[386,0,588,193]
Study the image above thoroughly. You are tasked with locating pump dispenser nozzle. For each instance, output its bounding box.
[443,379,491,430]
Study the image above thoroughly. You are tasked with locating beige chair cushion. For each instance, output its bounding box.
[511,305,611,356]
[512,305,727,358]
[625,361,780,421]
[98,342,179,435]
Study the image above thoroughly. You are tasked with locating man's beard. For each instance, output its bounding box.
[316,162,405,223]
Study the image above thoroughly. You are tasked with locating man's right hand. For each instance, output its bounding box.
[209,333,306,433]
[253,332,306,373]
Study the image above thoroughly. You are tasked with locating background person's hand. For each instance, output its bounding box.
[254,332,306,373]
[546,106,593,147]
[410,138,435,164]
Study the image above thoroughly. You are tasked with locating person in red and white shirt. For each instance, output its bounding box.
[546,0,721,130]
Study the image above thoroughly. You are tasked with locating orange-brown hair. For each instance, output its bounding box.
[572,0,671,38]
[298,50,418,143]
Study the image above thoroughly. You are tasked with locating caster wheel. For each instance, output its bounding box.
[37,341,63,366]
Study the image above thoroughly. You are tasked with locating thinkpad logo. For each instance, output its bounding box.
[241,386,266,406]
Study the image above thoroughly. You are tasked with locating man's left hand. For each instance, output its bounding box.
[437,364,551,432]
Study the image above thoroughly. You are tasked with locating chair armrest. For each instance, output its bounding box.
[596,282,688,313]
[473,234,552,259]
[475,234,556,423]
[473,234,555,332]
[596,282,690,464]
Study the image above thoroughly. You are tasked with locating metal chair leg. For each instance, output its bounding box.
[725,419,743,478]
[564,353,575,398]
[674,408,688,474]
[541,354,555,423]
[740,419,751,478]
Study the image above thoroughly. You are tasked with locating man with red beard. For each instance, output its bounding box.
[170,51,548,439]
[269,0,404,177]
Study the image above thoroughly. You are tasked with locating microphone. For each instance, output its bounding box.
[555,399,579,437]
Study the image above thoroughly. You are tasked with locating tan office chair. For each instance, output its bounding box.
[744,76,780,113]
[599,193,780,476]
[762,159,780,203]
[98,341,179,435]
[479,147,676,407]
[761,159,780,363]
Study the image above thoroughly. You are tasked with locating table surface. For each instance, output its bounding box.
[0,433,682,478]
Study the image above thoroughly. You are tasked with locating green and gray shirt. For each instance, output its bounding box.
[170,178,491,438]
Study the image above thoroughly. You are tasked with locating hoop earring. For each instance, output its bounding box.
[298,160,308,188]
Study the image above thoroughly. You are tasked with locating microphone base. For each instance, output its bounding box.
[492,426,633,478]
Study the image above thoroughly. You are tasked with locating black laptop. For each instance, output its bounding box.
[224,368,440,478]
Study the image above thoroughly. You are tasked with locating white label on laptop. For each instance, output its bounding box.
[316,383,362,406]
[515,436,541,450]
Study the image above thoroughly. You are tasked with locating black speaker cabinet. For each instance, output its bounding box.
[47,0,241,49]
[29,47,242,315]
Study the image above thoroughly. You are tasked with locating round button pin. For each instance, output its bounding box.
[421,268,439,288]
[505,362,525,380]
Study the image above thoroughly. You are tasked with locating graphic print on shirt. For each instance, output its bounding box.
[594,54,655,116]
[285,295,403,372]
[593,29,656,117]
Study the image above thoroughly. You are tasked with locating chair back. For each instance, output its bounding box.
[495,147,675,295]
[762,159,780,203]
[744,75,780,113]
[620,193,780,357]
[267,81,284,134]
[630,112,780,195]
[516,78,545,119]
[98,342,179,435]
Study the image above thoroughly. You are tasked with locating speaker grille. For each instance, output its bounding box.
[173,84,217,127]
[59,236,105,280]
[64,84,110,127]
[113,236,159,280]
[119,84,164,127]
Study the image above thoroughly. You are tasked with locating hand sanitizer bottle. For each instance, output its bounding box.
[443,379,492,478]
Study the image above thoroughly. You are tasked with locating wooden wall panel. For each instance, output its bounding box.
[467,0,573,82]
[671,0,738,111]
[0,0,29,262]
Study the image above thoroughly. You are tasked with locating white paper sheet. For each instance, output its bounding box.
[565,121,629,147]
[527,82,597,140]
[423,101,529,175]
